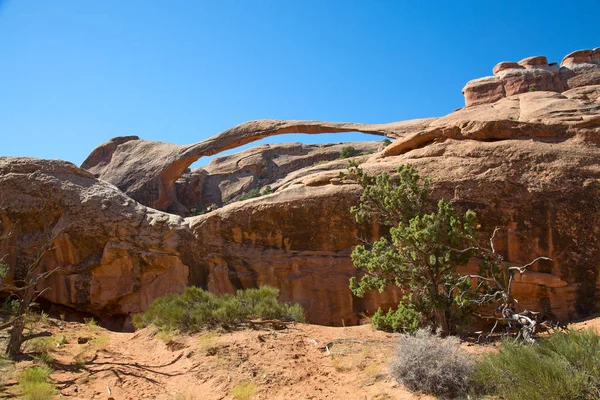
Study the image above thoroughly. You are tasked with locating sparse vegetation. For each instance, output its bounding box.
[472,329,600,400]
[314,159,331,166]
[339,146,361,158]
[2,298,20,315]
[236,186,273,202]
[370,302,420,333]
[89,335,110,349]
[17,366,57,400]
[26,336,54,355]
[132,286,304,332]
[191,186,274,216]
[190,203,220,216]
[231,381,256,400]
[390,329,473,398]
[0,216,69,359]
[382,138,392,147]
[0,354,14,392]
[84,317,99,334]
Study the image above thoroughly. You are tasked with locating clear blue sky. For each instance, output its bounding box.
[1,0,598,167]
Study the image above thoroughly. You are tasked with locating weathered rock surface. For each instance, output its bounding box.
[462,48,600,107]
[177,141,382,212]
[0,157,194,322]
[81,119,432,214]
[189,132,600,323]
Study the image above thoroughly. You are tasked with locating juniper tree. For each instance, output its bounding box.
[346,163,478,334]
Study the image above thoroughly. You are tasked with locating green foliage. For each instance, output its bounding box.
[17,366,57,400]
[390,329,474,398]
[190,203,220,216]
[0,262,7,279]
[472,329,600,400]
[347,163,478,333]
[237,188,262,201]
[2,298,20,315]
[382,138,392,147]
[133,286,305,332]
[371,302,420,333]
[347,162,433,227]
[236,185,274,202]
[339,146,361,159]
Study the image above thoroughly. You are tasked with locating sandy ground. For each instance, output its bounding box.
[1,318,435,400]
[2,314,599,400]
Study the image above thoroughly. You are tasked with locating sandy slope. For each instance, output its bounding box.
[2,319,434,400]
[5,315,598,399]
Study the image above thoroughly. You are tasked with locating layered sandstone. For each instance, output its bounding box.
[462,48,600,107]
[81,119,433,214]
[0,157,195,324]
[177,141,381,212]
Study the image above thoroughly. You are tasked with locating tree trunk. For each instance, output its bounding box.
[433,307,449,336]
[7,295,32,359]
[6,316,25,359]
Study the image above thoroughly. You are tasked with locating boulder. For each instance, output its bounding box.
[0,157,194,321]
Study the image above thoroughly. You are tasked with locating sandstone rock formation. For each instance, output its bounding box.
[177,141,381,213]
[81,119,432,214]
[462,48,600,107]
[2,48,599,327]
[0,157,195,324]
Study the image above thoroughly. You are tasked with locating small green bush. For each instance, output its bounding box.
[371,303,420,333]
[0,262,7,279]
[2,298,20,315]
[190,203,219,216]
[390,329,473,398]
[472,329,600,400]
[17,366,57,400]
[339,146,361,159]
[237,188,262,201]
[382,138,392,147]
[133,286,304,332]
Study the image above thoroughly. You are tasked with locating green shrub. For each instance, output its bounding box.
[17,366,57,400]
[339,146,361,159]
[382,138,392,147]
[2,298,20,315]
[472,329,600,400]
[190,203,219,216]
[237,188,262,201]
[133,286,304,332]
[390,329,473,398]
[371,302,420,333]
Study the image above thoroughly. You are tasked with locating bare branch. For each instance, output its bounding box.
[507,257,553,274]
[490,227,501,254]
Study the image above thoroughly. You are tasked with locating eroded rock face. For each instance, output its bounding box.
[81,119,432,214]
[462,48,600,107]
[187,133,600,324]
[177,141,381,213]
[0,157,194,320]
